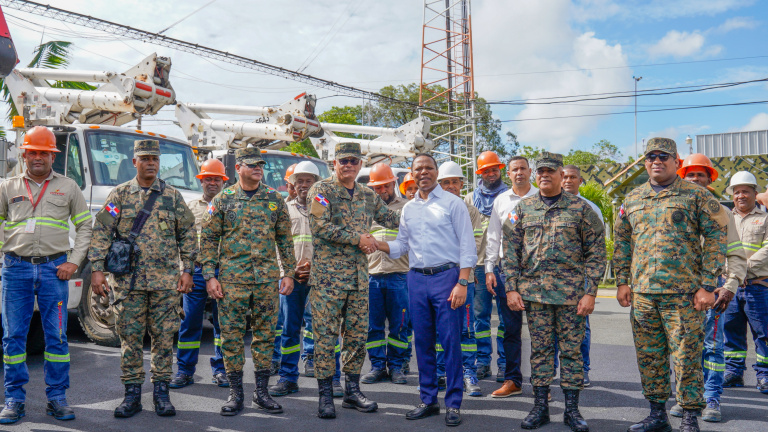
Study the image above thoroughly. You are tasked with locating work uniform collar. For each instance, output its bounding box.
[233,182,269,200]
[22,169,57,183]
[642,176,682,199]
[739,206,764,217]
[331,175,362,200]
[128,176,163,194]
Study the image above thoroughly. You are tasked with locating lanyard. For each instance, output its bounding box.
[24,178,51,212]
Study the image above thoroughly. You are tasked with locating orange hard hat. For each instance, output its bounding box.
[20,126,59,152]
[399,172,415,195]
[284,163,298,183]
[196,158,229,181]
[676,153,718,181]
[367,162,397,186]
[475,151,505,174]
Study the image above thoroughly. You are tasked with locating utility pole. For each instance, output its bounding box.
[634,76,642,157]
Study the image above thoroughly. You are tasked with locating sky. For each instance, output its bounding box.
[2,0,768,162]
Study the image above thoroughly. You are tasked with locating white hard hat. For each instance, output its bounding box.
[437,161,465,181]
[289,161,320,184]
[726,171,758,195]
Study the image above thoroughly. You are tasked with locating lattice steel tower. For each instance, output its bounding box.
[419,0,477,187]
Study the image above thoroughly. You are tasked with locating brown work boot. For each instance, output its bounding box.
[492,380,523,398]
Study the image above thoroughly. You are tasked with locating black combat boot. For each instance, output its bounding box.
[114,384,143,418]
[317,377,336,419]
[152,381,176,416]
[563,389,588,432]
[342,374,378,413]
[627,402,672,432]
[521,386,550,429]
[220,371,244,416]
[253,369,283,414]
[680,409,700,432]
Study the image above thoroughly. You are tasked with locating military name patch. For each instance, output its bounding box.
[268,202,278,211]
[672,210,684,223]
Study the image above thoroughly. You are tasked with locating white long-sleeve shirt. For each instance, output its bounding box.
[388,185,477,269]
[484,185,538,273]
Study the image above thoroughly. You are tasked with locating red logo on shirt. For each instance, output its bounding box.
[49,189,66,196]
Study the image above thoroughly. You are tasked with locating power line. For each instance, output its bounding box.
[157,0,218,35]
[499,100,768,122]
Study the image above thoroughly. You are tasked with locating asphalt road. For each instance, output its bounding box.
[3,296,767,432]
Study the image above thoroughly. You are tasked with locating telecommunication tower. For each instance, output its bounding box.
[419,0,477,187]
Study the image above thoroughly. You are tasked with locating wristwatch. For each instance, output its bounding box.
[183,268,193,275]
[203,273,215,281]
[702,284,716,293]
[458,278,469,287]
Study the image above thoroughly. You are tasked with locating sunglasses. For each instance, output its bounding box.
[244,163,264,169]
[646,152,672,162]
[338,158,360,166]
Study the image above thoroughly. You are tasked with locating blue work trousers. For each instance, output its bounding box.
[176,267,224,376]
[366,273,411,371]
[281,287,341,381]
[473,266,505,367]
[723,284,768,378]
[703,308,725,399]
[272,305,284,363]
[437,283,477,378]
[409,267,463,409]
[2,254,70,402]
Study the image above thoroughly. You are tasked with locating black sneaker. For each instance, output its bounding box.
[583,370,591,387]
[304,355,315,377]
[169,373,194,389]
[212,372,230,387]
[0,401,25,424]
[361,369,388,384]
[476,364,491,380]
[757,377,768,394]
[390,368,407,385]
[496,366,506,383]
[722,373,744,388]
[46,399,75,421]
[268,379,299,397]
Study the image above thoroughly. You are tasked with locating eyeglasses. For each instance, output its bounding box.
[338,158,360,166]
[646,152,672,162]
[244,163,264,169]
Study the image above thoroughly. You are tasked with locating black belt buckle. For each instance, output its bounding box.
[29,256,47,265]
[422,267,436,276]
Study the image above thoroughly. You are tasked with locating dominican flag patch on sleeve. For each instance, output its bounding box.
[105,202,120,217]
[508,210,518,222]
[314,194,329,207]
[207,203,216,215]
[619,203,625,219]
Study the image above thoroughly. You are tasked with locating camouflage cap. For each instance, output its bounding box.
[235,147,266,165]
[335,142,362,160]
[134,139,160,156]
[535,151,564,170]
[645,137,677,156]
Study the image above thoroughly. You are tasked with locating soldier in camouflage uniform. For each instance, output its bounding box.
[614,138,726,432]
[200,147,296,417]
[89,140,197,418]
[503,152,606,432]
[307,142,400,419]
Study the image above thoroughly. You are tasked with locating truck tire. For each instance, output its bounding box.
[76,263,120,347]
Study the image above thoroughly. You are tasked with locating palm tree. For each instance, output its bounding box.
[0,40,94,135]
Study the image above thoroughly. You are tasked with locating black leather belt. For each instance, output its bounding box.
[7,251,66,265]
[412,263,458,275]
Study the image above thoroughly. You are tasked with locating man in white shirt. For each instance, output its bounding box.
[561,165,604,387]
[484,156,537,397]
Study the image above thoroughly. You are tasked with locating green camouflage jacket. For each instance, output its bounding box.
[614,177,727,294]
[307,175,399,291]
[89,177,197,290]
[502,191,606,305]
[200,182,295,284]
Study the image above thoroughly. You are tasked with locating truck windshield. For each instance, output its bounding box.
[84,130,203,192]
[257,153,331,197]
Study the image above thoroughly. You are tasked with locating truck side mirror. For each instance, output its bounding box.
[222,153,237,186]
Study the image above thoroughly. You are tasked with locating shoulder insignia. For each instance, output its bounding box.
[507,209,519,223]
[105,202,120,217]
[268,202,278,211]
[207,202,216,215]
[706,198,721,214]
[618,203,625,219]
[223,188,235,195]
[311,194,328,217]
[705,198,728,227]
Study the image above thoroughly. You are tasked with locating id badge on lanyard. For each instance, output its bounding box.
[23,178,50,233]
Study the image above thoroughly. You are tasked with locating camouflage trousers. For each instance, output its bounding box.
[630,293,705,410]
[114,289,181,384]
[525,301,585,389]
[218,283,279,373]
[309,286,368,379]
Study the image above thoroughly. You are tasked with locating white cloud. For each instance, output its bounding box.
[713,16,759,33]
[737,113,768,132]
[647,30,707,58]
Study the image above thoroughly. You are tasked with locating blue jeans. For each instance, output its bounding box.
[2,254,70,402]
[437,283,477,378]
[295,293,341,380]
[723,284,768,378]
[176,267,225,376]
[703,308,725,399]
[409,267,463,409]
[473,266,505,368]
[367,273,411,371]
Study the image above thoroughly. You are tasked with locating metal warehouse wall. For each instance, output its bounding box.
[697,130,768,157]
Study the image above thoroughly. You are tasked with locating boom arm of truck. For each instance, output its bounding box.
[5,53,175,127]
